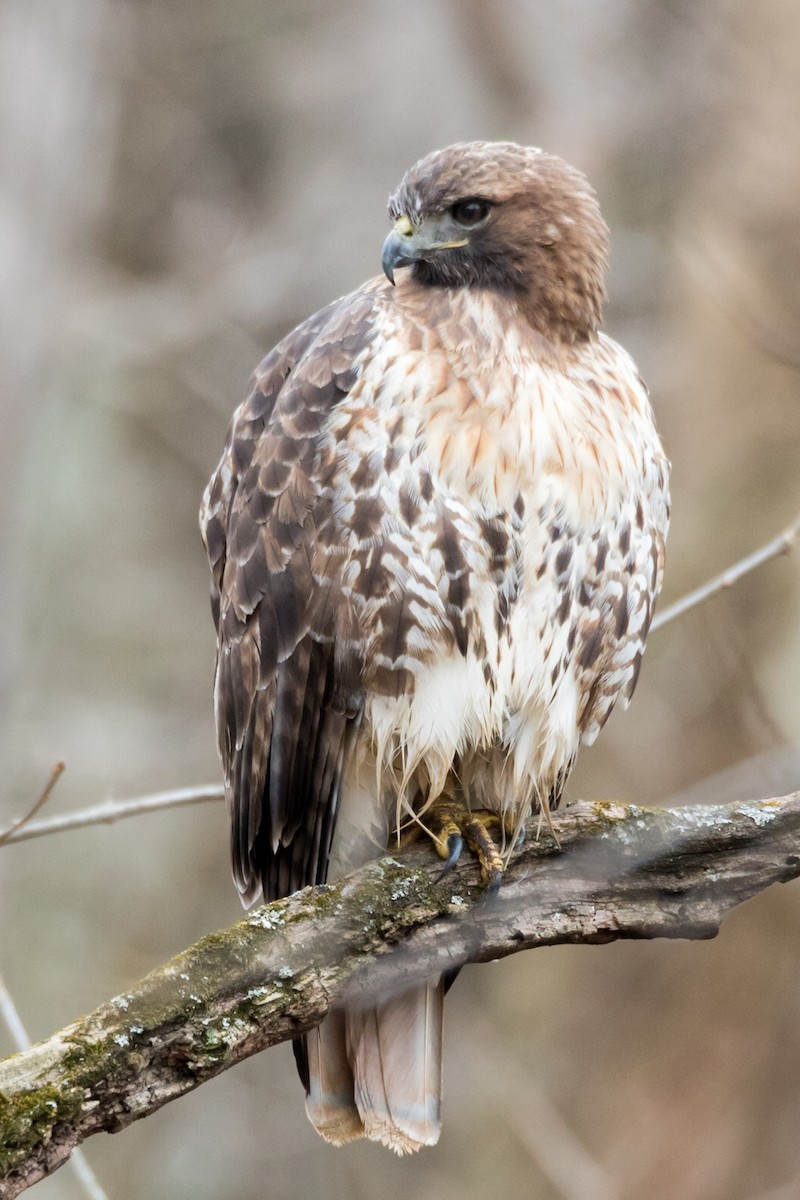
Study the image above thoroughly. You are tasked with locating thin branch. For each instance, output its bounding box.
[465,1001,619,1200]
[651,511,800,632]
[0,976,109,1200]
[0,785,224,845]
[0,762,65,846]
[1,514,797,851]
[0,981,30,1057]
[748,1174,800,1200]
[1,794,798,1198]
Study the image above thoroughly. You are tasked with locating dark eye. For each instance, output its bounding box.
[450,198,491,227]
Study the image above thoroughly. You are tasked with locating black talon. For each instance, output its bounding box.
[436,832,464,880]
[485,866,503,896]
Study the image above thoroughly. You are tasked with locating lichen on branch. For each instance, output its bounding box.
[2,794,800,1198]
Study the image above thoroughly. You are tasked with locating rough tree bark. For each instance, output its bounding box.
[2,794,799,1197]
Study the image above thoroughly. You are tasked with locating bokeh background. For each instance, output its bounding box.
[2,2,800,1198]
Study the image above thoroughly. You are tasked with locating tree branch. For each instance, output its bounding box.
[2,513,798,851]
[2,795,799,1196]
[0,785,224,846]
[650,510,800,632]
[0,978,108,1200]
[0,763,66,847]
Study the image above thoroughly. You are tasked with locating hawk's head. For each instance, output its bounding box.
[383,141,609,341]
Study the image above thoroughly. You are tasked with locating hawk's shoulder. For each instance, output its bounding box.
[200,287,379,617]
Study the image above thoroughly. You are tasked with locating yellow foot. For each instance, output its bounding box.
[424,801,517,892]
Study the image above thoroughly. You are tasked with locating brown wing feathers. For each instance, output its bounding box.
[202,292,375,904]
[258,642,360,900]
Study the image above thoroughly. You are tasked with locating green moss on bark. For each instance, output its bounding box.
[0,1084,82,1175]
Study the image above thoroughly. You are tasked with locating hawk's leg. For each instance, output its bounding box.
[423,801,519,893]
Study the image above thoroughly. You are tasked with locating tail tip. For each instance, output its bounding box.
[362,1115,441,1156]
[307,1103,365,1148]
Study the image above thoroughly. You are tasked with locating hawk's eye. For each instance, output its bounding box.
[450,198,490,228]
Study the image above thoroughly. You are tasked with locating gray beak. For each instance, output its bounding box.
[382,228,417,285]
[381,213,469,285]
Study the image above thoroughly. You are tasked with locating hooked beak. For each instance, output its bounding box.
[381,214,469,285]
[382,215,417,285]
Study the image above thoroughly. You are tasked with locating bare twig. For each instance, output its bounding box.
[1,794,799,1197]
[0,975,109,1200]
[466,1001,619,1200]
[651,512,800,632]
[0,980,30,1056]
[0,515,797,852]
[0,762,65,846]
[747,1173,800,1200]
[0,784,224,845]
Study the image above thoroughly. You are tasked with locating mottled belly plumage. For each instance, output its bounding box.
[316,340,664,860]
[354,482,655,850]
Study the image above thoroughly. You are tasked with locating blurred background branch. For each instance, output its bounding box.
[0,783,224,846]
[1,512,796,848]
[650,511,800,632]
[0,762,65,847]
[2,3,799,1198]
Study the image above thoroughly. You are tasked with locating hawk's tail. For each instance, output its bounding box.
[303,978,444,1154]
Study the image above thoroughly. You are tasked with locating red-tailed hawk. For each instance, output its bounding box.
[200,141,670,1154]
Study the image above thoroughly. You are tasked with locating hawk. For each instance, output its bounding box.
[200,141,670,1154]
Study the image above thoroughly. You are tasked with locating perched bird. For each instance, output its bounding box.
[200,141,670,1154]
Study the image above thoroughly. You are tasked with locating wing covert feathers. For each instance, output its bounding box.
[201,291,376,904]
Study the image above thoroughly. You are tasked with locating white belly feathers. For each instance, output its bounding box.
[324,289,669,849]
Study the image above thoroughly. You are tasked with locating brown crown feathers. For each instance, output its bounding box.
[387,141,609,341]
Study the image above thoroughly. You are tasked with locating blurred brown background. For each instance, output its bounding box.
[2,2,800,1198]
